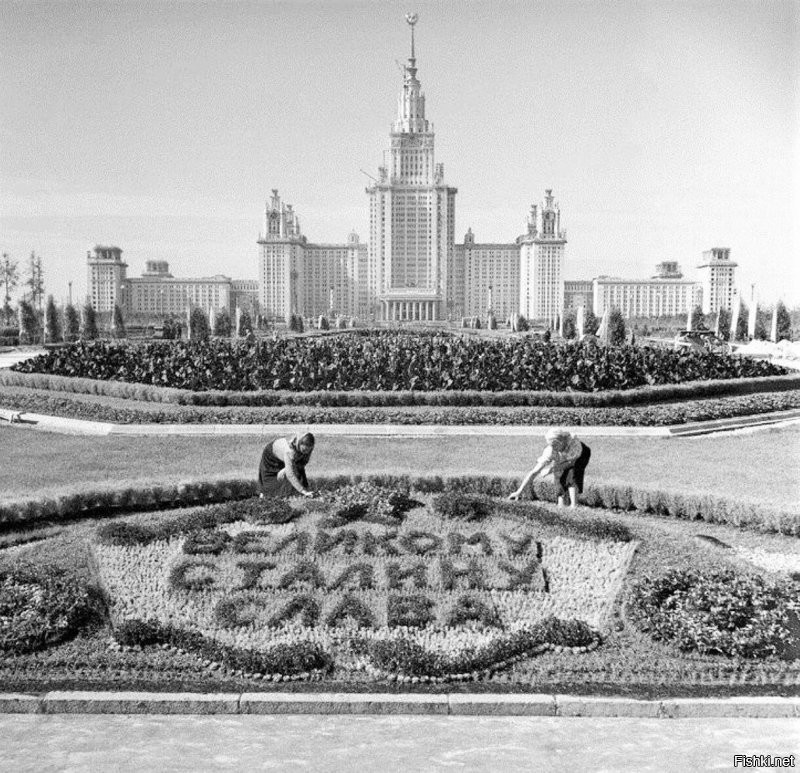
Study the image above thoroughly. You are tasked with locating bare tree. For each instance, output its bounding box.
[0,253,19,325]
[25,252,45,311]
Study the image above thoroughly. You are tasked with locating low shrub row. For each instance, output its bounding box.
[3,367,798,408]
[366,616,598,679]
[2,387,799,427]
[95,496,297,547]
[629,569,800,659]
[114,619,332,677]
[2,474,797,538]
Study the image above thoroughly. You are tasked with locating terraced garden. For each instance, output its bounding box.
[1,332,798,697]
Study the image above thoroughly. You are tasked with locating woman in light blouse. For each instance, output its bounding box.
[508,428,591,508]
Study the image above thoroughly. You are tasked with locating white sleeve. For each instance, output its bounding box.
[536,445,554,468]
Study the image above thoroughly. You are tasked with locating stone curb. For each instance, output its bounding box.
[6,409,800,438]
[1,692,798,717]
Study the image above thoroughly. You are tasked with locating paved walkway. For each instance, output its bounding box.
[1,715,797,772]
[0,348,45,369]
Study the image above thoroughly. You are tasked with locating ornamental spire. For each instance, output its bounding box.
[394,13,428,133]
[406,12,418,60]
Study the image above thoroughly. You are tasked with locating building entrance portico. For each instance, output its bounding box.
[381,298,440,322]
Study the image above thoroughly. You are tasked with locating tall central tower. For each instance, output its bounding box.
[366,14,457,322]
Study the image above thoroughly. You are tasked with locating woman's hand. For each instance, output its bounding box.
[508,491,521,501]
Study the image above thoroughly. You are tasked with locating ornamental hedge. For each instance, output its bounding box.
[1,474,797,536]
[11,334,787,394]
[2,385,799,427]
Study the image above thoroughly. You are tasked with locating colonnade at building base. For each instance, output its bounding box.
[381,299,440,322]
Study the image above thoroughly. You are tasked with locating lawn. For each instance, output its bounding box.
[2,424,799,511]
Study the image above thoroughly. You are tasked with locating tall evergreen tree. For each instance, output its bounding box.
[189,306,209,340]
[44,295,62,343]
[238,309,254,336]
[688,304,706,331]
[736,301,749,340]
[583,308,599,336]
[754,310,768,341]
[63,304,80,342]
[716,308,731,340]
[18,299,38,344]
[213,308,232,337]
[608,307,627,346]
[562,309,577,339]
[775,300,792,341]
[81,303,98,340]
[112,303,127,338]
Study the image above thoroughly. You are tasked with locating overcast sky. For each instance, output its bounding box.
[1,0,797,306]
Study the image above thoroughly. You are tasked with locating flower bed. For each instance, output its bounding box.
[11,335,787,393]
[629,569,800,659]
[0,564,102,655]
[2,485,800,694]
[92,489,636,681]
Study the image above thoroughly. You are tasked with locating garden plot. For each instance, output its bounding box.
[93,497,636,679]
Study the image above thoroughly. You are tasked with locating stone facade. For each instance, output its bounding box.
[697,248,737,314]
[592,269,703,319]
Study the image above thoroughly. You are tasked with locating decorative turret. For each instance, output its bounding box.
[260,189,304,243]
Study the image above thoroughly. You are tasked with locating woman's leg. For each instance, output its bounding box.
[568,485,578,508]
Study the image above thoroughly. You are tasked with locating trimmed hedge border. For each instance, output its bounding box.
[2,368,799,408]
[1,388,799,427]
[1,474,797,536]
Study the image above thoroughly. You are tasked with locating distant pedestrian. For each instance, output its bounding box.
[258,433,316,498]
[508,428,591,508]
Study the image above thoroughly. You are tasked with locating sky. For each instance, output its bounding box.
[1,0,798,307]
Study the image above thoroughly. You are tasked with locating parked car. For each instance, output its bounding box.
[673,330,731,354]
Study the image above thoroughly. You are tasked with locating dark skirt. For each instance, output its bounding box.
[557,442,591,496]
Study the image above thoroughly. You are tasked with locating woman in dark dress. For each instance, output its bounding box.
[258,433,315,497]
